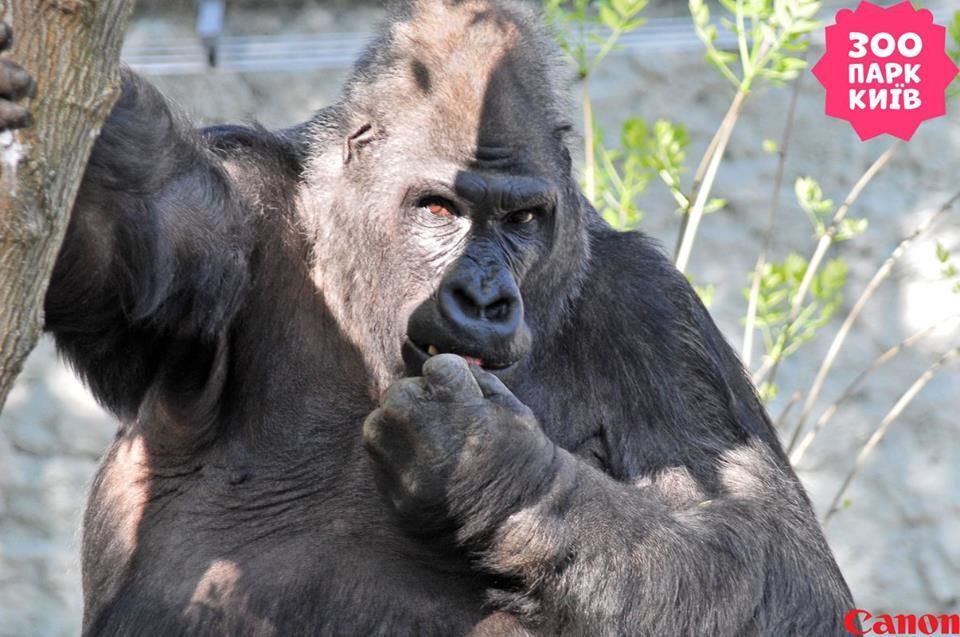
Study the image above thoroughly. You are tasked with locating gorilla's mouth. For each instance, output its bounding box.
[403,338,516,375]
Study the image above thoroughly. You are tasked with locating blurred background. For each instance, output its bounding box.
[1,1,958,635]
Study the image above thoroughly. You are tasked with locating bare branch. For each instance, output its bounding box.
[823,347,960,526]
[743,70,804,366]
[674,89,748,274]
[786,189,960,452]
[753,142,900,387]
[791,315,960,466]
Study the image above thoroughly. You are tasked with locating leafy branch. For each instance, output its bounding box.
[675,0,821,274]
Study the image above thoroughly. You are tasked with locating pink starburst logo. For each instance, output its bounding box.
[812,1,959,141]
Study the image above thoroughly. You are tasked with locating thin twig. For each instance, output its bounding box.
[823,347,960,526]
[675,89,748,273]
[674,124,721,257]
[787,189,960,451]
[753,141,901,386]
[743,68,805,367]
[583,80,595,204]
[774,390,803,430]
[791,315,960,466]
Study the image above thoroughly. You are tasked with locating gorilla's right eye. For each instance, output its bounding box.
[417,197,457,218]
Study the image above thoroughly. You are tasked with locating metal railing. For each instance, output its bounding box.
[122,5,953,76]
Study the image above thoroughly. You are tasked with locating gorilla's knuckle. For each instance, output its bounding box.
[422,353,467,380]
[361,411,388,450]
[422,354,482,400]
[380,378,425,414]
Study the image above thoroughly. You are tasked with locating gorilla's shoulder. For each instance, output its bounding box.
[200,123,307,181]
[585,225,688,304]
[578,224,780,446]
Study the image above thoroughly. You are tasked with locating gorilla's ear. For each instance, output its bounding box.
[343,122,380,165]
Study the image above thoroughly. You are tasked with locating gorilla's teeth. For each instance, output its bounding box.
[427,345,439,356]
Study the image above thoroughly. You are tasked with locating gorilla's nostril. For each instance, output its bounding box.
[453,288,481,319]
[483,298,512,322]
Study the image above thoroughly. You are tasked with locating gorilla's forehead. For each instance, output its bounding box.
[367,0,568,171]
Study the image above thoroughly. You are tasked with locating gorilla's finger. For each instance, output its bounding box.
[363,410,421,481]
[0,23,11,53]
[0,100,31,130]
[469,367,537,424]
[469,366,513,399]
[362,410,396,463]
[379,377,427,421]
[0,61,35,99]
[422,353,482,400]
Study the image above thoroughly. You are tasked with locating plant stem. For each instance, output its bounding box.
[736,0,752,79]
[675,88,748,274]
[787,189,960,451]
[589,26,625,75]
[823,347,960,526]
[743,69,804,367]
[753,141,900,387]
[774,390,803,429]
[791,315,960,466]
[583,78,595,204]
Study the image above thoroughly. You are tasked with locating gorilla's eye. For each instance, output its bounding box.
[508,210,536,225]
[418,197,456,218]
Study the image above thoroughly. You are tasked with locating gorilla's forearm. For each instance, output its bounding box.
[457,436,852,636]
[43,70,252,418]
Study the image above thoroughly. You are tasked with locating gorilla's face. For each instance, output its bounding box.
[305,12,588,390]
[310,129,580,388]
[399,170,558,376]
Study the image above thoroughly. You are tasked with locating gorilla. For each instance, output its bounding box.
[0,1,857,635]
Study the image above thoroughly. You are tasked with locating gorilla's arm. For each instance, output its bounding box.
[369,357,855,635]
[43,71,253,419]
[459,436,851,635]
[366,232,855,636]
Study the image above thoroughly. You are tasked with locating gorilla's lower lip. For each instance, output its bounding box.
[403,338,514,372]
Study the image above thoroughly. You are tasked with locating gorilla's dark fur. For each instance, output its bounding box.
[0,1,857,635]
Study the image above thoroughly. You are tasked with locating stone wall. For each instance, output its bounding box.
[1,5,959,636]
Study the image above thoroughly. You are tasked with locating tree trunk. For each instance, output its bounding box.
[0,0,133,410]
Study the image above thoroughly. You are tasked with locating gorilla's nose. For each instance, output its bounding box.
[438,268,523,340]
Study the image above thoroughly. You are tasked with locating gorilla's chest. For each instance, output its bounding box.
[82,431,508,636]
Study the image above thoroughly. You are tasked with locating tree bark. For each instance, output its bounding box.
[0,0,133,410]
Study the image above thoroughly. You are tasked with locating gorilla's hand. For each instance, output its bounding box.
[363,354,558,535]
[0,24,35,131]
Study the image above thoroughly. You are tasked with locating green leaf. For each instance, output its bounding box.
[762,138,778,154]
[695,283,715,308]
[703,197,726,214]
[795,176,834,230]
[690,0,710,29]
[836,217,868,242]
[599,4,621,30]
[622,118,650,149]
[758,381,778,402]
[949,11,960,48]
[936,241,951,263]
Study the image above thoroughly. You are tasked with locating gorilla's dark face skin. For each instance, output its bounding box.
[402,171,551,375]
[0,2,858,636]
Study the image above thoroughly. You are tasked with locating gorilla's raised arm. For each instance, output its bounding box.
[43,71,254,420]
